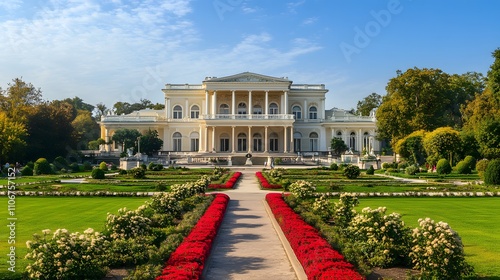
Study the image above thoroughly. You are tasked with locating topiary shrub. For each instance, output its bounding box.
[463,155,476,170]
[70,163,80,173]
[34,158,53,175]
[405,165,419,175]
[455,160,472,174]
[436,158,451,174]
[484,159,500,185]
[382,162,391,169]
[343,164,361,179]
[21,166,33,176]
[476,159,489,180]
[99,161,108,171]
[329,163,339,171]
[366,165,375,175]
[91,168,105,179]
[129,167,146,179]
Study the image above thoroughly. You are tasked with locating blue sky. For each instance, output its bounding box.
[1,0,499,111]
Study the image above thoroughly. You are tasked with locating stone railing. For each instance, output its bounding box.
[100,115,164,122]
[201,114,295,120]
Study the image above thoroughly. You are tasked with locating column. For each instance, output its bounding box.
[248,91,252,118]
[320,98,325,120]
[284,126,288,153]
[105,129,110,152]
[264,126,268,152]
[303,99,308,120]
[284,90,288,114]
[205,90,209,116]
[204,126,209,152]
[166,98,171,118]
[212,91,217,115]
[231,90,235,115]
[265,91,269,117]
[331,128,335,139]
[198,126,203,152]
[185,99,189,118]
[248,126,252,153]
[212,127,216,152]
[290,127,294,153]
[231,126,235,153]
[358,128,362,152]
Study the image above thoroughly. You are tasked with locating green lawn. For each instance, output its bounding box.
[0,197,147,276]
[356,197,500,279]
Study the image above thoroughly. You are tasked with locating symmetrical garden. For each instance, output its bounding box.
[1,158,499,279]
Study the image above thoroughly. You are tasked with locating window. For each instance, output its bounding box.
[269,132,278,152]
[173,132,182,151]
[173,105,182,119]
[237,102,247,114]
[350,132,356,151]
[190,132,199,152]
[253,105,262,114]
[253,133,263,152]
[190,105,199,119]
[292,106,302,119]
[309,106,318,119]
[237,132,247,152]
[269,103,279,114]
[220,133,229,152]
[309,132,318,151]
[219,104,229,114]
[294,132,302,152]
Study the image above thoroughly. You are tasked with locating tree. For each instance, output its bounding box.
[88,138,105,150]
[475,118,500,159]
[330,137,348,156]
[0,78,43,121]
[139,129,164,156]
[394,130,426,165]
[95,102,108,119]
[72,110,99,150]
[0,111,27,163]
[423,127,461,166]
[487,48,500,100]
[25,101,76,161]
[356,93,382,116]
[63,96,95,112]
[111,129,141,152]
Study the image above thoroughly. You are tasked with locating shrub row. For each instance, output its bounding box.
[266,193,363,279]
[255,171,281,189]
[208,172,242,189]
[156,193,229,279]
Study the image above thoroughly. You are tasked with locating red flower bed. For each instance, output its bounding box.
[265,193,364,280]
[208,171,242,189]
[256,171,281,189]
[156,193,229,280]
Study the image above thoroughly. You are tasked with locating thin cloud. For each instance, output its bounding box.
[302,17,317,25]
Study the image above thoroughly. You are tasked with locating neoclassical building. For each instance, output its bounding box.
[100,72,379,157]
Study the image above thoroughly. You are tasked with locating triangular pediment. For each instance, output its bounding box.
[204,72,291,83]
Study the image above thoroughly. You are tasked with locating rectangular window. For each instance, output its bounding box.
[294,139,301,152]
[220,138,229,152]
[191,139,199,152]
[270,139,278,152]
[173,139,182,151]
[253,139,262,152]
[238,139,247,152]
[191,110,199,119]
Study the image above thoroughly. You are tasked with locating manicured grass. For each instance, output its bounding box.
[356,197,500,279]
[0,197,147,276]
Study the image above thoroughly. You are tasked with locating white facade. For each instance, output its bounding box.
[100,72,379,155]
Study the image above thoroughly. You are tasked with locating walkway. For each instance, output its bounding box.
[203,168,302,280]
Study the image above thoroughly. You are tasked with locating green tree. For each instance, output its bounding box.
[95,102,108,119]
[487,48,500,100]
[0,111,27,162]
[330,137,348,156]
[356,92,382,116]
[111,129,141,152]
[72,110,99,150]
[423,127,461,166]
[475,118,500,159]
[88,138,106,150]
[139,129,164,156]
[62,96,95,112]
[394,130,426,165]
[0,78,43,121]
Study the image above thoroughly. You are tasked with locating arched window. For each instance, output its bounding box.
[220,133,229,152]
[219,104,229,114]
[173,105,182,119]
[237,132,247,152]
[309,106,318,119]
[237,102,247,114]
[269,132,279,152]
[190,132,199,152]
[173,132,182,151]
[253,105,262,114]
[190,105,199,119]
[294,132,302,152]
[309,132,318,151]
[350,132,356,151]
[253,133,263,152]
[292,105,302,119]
[269,103,279,114]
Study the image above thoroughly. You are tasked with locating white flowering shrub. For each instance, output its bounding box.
[267,168,284,182]
[289,180,316,199]
[332,193,359,228]
[104,207,152,240]
[347,207,411,267]
[410,218,473,279]
[25,228,108,279]
[170,177,209,200]
[147,192,182,216]
[312,194,332,220]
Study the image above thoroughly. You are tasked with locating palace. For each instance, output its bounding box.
[99,72,379,162]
